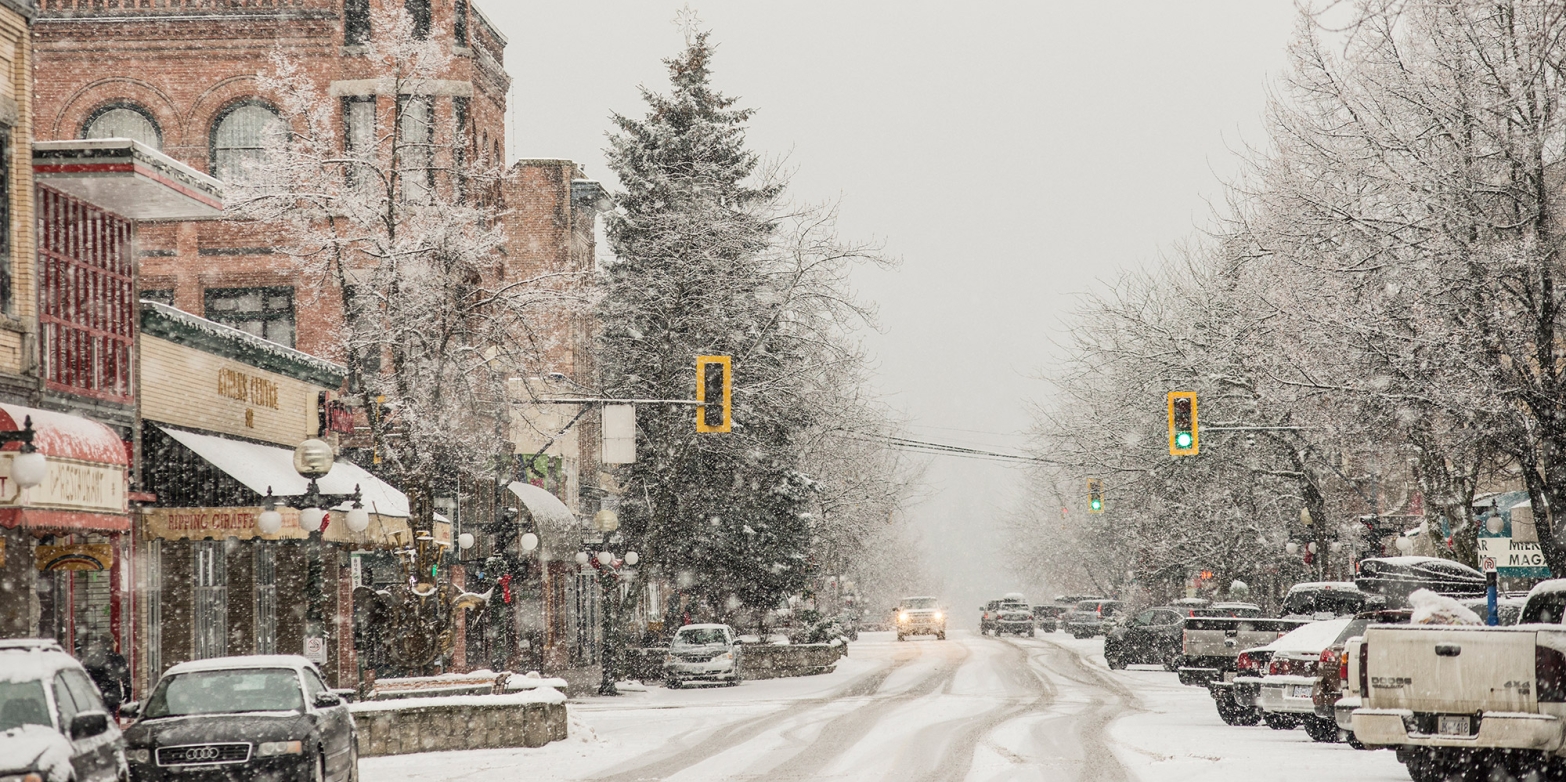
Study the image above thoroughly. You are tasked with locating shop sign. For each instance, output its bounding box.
[35,543,112,571]
[304,636,327,664]
[432,519,453,547]
[0,454,126,514]
[1477,535,1551,578]
[142,506,307,541]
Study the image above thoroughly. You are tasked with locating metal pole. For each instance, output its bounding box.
[598,560,618,696]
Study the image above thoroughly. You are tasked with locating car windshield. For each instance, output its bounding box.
[673,628,728,646]
[144,669,303,718]
[903,598,938,610]
[0,680,52,732]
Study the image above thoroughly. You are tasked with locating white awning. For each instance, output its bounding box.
[506,481,578,557]
[159,426,409,517]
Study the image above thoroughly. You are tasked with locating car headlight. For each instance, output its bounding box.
[127,748,151,764]
[714,652,734,661]
[256,740,303,757]
[0,774,44,782]
[934,612,943,620]
[898,612,909,622]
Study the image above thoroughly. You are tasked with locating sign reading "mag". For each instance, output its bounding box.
[1477,536,1551,578]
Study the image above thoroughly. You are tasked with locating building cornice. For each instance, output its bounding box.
[140,301,346,389]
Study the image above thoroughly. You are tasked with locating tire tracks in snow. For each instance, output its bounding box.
[591,641,930,782]
[1016,634,1142,782]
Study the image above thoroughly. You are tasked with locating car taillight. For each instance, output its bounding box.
[1358,641,1369,698]
[1268,659,1281,676]
[1096,606,1103,615]
[1339,651,1349,683]
[1237,652,1255,674]
[1538,646,1566,702]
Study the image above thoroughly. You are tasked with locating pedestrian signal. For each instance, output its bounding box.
[696,356,732,433]
[1167,391,1198,456]
[1087,478,1104,513]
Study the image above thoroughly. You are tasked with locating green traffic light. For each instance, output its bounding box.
[1175,432,1193,449]
[1090,499,1102,510]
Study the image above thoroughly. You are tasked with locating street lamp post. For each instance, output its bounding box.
[576,537,639,696]
[255,439,366,656]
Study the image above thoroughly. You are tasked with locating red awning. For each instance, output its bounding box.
[0,403,128,533]
[0,403,128,464]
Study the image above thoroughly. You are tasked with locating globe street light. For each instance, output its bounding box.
[581,539,640,697]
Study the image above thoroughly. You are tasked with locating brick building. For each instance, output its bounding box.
[32,0,613,678]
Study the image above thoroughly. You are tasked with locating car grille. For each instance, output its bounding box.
[157,743,252,766]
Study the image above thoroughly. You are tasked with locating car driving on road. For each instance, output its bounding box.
[121,655,357,782]
[664,624,741,687]
[979,595,1029,635]
[895,596,946,641]
[0,639,126,782]
[1063,599,1122,638]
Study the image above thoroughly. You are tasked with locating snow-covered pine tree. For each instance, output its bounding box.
[602,26,839,629]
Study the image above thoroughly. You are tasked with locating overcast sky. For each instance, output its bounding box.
[482,2,1303,614]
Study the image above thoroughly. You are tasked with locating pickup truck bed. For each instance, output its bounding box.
[1177,617,1309,686]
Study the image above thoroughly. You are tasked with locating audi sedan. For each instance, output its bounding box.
[121,656,356,782]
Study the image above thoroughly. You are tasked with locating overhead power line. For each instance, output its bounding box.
[846,432,1048,464]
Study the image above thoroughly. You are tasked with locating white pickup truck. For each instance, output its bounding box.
[1352,582,1566,781]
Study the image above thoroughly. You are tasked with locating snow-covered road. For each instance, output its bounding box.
[360,631,1412,781]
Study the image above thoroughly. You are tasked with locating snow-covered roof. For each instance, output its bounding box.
[159,426,409,517]
[350,688,564,712]
[0,646,81,684]
[141,300,345,388]
[162,655,318,677]
[1285,581,1360,593]
[1267,618,1355,653]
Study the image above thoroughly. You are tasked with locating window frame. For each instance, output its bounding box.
[395,95,434,202]
[342,95,377,189]
[203,285,297,348]
[80,102,163,150]
[406,0,432,40]
[208,100,283,182]
[454,0,469,46]
[344,0,371,46]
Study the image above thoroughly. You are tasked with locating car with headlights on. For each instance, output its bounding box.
[120,655,356,782]
[0,638,126,782]
[895,597,946,641]
[663,624,740,687]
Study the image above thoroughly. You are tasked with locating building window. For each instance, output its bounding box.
[343,96,376,188]
[140,289,175,307]
[406,0,431,40]
[454,0,469,46]
[345,0,370,46]
[397,96,433,202]
[210,102,283,183]
[204,286,296,347]
[82,105,162,150]
[0,128,10,314]
[343,285,382,392]
[453,96,470,199]
[254,543,277,655]
[193,541,228,661]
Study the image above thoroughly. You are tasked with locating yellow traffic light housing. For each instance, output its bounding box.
[696,355,732,433]
[1168,391,1198,456]
[1087,478,1104,513]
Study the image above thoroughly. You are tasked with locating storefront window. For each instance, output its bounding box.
[255,543,277,655]
[193,541,227,660]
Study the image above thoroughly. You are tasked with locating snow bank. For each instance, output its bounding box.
[1409,588,1483,625]
[350,688,565,713]
[504,671,569,691]
[0,725,73,782]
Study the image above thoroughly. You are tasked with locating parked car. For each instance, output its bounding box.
[1256,618,1355,735]
[1280,581,1367,619]
[664,624,741,687]
[895,596,946,641]
[1207,602,1263,618]
[1351,581,1566,781]
[1032,605,1066,633]
[0,639,126,782]
[1354,555,1487,607]
[1175,616,1309,686]
[1207,645,1275,726]
[1105,607,1187,670]
[1306,610,1414,746]
[121,655,357,782]
[1062,599,1123,638]
[979,596,1029,635]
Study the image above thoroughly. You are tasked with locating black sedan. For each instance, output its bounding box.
[122,655,356,782]
[1105,607,1188,670]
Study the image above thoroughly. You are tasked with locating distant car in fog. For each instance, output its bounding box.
[1063,600,1122,638]
[895,596,946,641]
[980,596,1029,635]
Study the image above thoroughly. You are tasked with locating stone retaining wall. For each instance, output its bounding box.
[353,699,568,756]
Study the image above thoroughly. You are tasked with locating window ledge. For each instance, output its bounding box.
[341,45,369,56]
[0,313,31,334]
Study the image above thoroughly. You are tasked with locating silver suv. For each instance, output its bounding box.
[0,638,127,782]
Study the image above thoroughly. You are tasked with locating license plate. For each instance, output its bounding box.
[1438,715,1471,736]
[1289,685,1313,698]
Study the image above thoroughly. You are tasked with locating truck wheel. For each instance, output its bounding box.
[1163,653,1181,673]
[1262,712,1298,730]
[937,632,946,640]
[1214,691,1258,725]
[1303,715,1341,743]
[666,678,681,689]
[1107,652,1127,670]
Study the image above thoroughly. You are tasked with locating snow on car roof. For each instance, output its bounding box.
[0,646,82,684]
[1266,618,1354,653]
[1527,579,1566,598]
[675,624,730,632]
[1285,581,1360,593]
[163,655,318,676]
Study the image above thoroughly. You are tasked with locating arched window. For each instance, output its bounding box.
[210,103,283,182]
[82,105,162,150]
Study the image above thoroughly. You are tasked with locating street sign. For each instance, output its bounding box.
[602,404,636,463]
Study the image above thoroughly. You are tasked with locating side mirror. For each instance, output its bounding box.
[118,701,141,720]
[313,691,342,708]
[330,688,357,704]
[70,711,109,740]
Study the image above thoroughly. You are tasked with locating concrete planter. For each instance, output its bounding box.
[352,696,568,756]
[737,642,845,680]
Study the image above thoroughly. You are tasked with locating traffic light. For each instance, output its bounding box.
[696,355,732,433]
[1087,478,1104,513]
[1167,391,1199,456]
